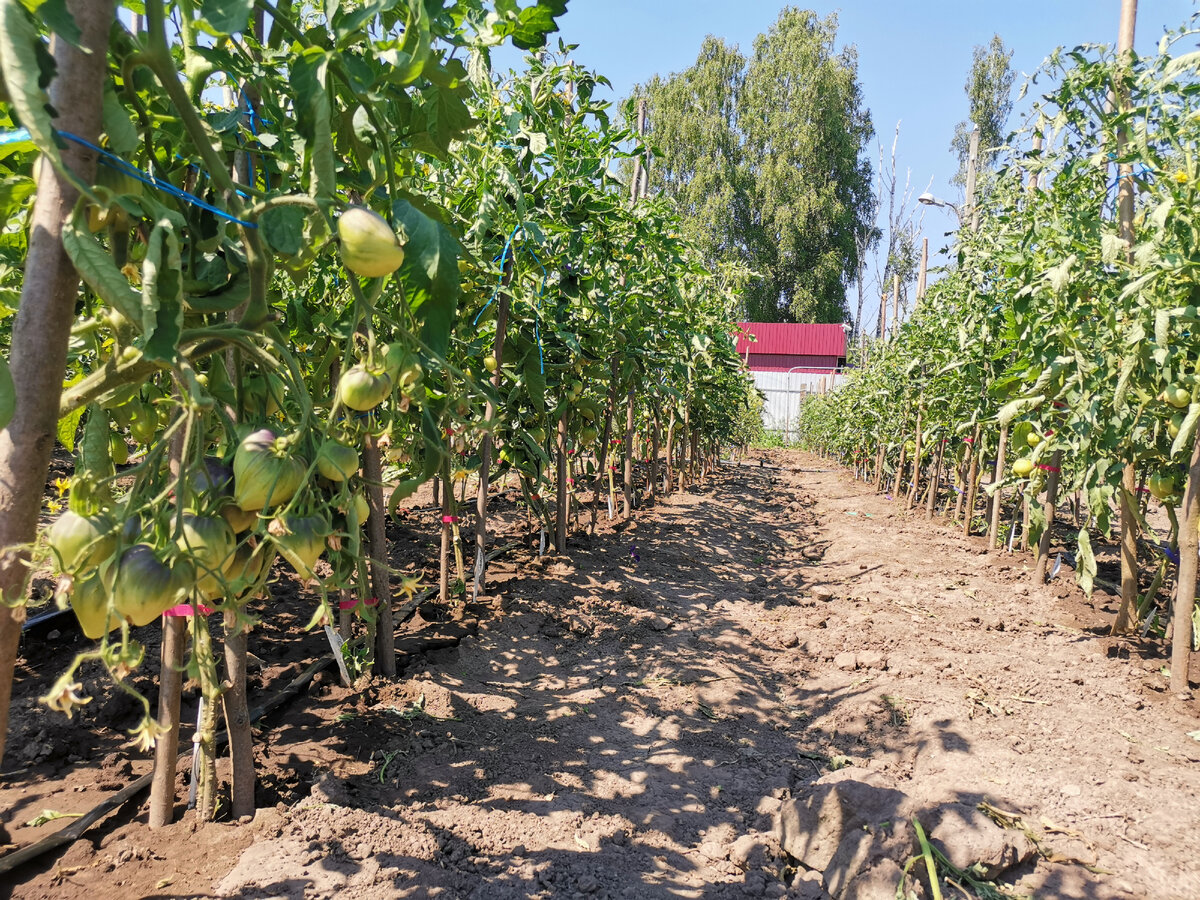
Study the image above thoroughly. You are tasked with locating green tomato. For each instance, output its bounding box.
[1012,458,1035,478]
[338,365,392,412]
[317,440,360,482]
[338,207,405,278]
[1163,383,1191,409]
[1026,431,1042,449]
[1168,413,1184,440]
[1148,472,1176,500]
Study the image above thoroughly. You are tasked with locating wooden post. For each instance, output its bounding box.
[222,610,254,820]
[622,391,634,516]
[891,275,900,334]
[916,238,929,303]
[987,426,1009,550]
[926,437,944,519]
[878,292,887,340]
[960,427,979,532]
[1171,429,1200,694]
[149,617,185,827]
[364,437,395,676]
[555,410,569,552]
[1114,0,1140,632]
[965,125,980,232]
[906,408,923,509]
[473,271,510,599]
[1034,449,1064,582]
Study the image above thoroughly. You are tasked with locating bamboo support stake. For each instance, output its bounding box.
[623,391,634,516]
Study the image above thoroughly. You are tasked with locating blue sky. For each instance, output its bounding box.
[497,0,1196,329]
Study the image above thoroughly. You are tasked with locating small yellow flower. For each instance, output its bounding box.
[399,574,423,600]
[1174,170,1189,184]
[127,716,168,753]
[53,477,70,497]
[41,677,91,719]
[121,262,141,284]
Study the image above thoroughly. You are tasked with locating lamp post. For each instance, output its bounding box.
[917,191,963,223]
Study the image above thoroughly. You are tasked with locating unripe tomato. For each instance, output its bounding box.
[1026,431,1042,449]
[338,207,405,278]
[1169,413,1184,440]
[338,365,392,412]
[1012,458,1035,478]
[1148,472,1176,500]
[1163,384,1191,409]
[484,355,498,374]
[317,440,360,482]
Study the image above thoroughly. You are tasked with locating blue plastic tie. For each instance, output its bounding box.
[0,126,258,228]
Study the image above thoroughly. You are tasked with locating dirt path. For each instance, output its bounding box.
[8,451,1200,899]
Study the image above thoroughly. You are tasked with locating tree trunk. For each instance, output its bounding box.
[363,438,394,677]
[0,0,113,768]
[473,290,509,598]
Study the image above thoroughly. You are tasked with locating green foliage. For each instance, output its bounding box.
[798,16,1200,598]
[629,7,875,325]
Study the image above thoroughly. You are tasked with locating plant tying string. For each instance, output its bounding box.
[474,223,548,372]
[0,127,262,229]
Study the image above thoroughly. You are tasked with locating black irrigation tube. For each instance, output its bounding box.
[0,542,520,876]
[0,656,332,876]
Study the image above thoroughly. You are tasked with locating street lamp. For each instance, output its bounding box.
[918,191,963,223]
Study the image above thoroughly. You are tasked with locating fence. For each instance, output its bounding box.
[751,368,843,438]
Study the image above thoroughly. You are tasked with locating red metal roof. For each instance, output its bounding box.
[734,322,847,358]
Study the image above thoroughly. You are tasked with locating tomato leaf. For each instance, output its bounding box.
[1170,402,1200,457]
[0,0,65,174]
[62,206,144,327]
[55,370,85,450]
[1075,528,1096,597]
[260,205,306,257]
[200,0,253,35]
[392,198,460,358]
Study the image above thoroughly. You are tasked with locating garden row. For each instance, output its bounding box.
[797,18,1200,696]
[0,0,757,835]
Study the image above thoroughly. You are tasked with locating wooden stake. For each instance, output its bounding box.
[891,274,900,334]
[987,427,1009,550]
[916,238,929,303]
[1115,0,1140,632]
[1034,449,1064,582]
[364,437,395,677]
[1171,427,1200,694]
